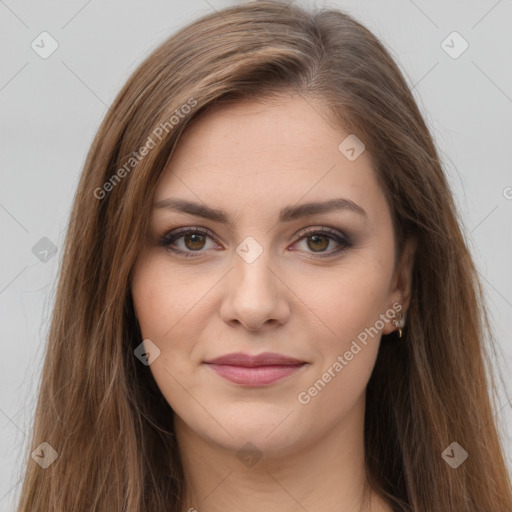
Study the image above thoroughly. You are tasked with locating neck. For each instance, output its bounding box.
[174,394,392,512]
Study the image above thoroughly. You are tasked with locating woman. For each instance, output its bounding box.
[16,1,512,511]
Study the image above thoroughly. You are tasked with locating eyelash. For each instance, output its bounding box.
[159,226,353,259]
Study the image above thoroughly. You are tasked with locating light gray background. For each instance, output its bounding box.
[1,0,511,509]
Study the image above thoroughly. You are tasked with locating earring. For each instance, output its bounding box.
[392,311,403,338]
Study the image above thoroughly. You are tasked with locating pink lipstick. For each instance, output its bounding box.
[203,352,307,386]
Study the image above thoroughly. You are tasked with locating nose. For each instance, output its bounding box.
[219,249,291,332]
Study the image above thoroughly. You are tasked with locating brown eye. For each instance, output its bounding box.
[306,234,330,252]
[159,228,217,257]
[293,228,352,257]
[184,233,207,251]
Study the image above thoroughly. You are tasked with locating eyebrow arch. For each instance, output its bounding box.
[153,197,368,228]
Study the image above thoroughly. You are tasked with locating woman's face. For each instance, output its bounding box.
[131,94,413,457]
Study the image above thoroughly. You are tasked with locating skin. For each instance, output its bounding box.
[131,93,415,512]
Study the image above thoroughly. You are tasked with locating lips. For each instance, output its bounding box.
[204,352,305,367]
[203,352,307,386]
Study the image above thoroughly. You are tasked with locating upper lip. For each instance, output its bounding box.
[204,352,306,367]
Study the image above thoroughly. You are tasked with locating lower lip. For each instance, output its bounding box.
[205,363,306,386]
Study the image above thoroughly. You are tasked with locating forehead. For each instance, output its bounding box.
[155,95,387,223]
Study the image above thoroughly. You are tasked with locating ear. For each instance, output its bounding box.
[382,237,417,335]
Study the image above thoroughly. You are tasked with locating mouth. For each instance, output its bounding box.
[204,362,307,386]
[203,352,308,387]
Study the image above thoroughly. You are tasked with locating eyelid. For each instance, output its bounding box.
[294,225,351,243]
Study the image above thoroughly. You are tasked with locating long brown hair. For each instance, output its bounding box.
[16,1,512,510]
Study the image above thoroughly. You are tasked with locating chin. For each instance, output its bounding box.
[196,411,304,455]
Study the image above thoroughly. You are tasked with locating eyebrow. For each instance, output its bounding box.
[153,197,368,228]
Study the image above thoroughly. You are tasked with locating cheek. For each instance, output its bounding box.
[131,252,210,341]
[131,255,203,406]
[131,252,226,404]
[301,254,393,395]
[308,260,392,338]
[131,256,170,340]
[296,268,388,419]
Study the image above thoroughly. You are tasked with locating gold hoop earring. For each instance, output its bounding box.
[392,311,403,338]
